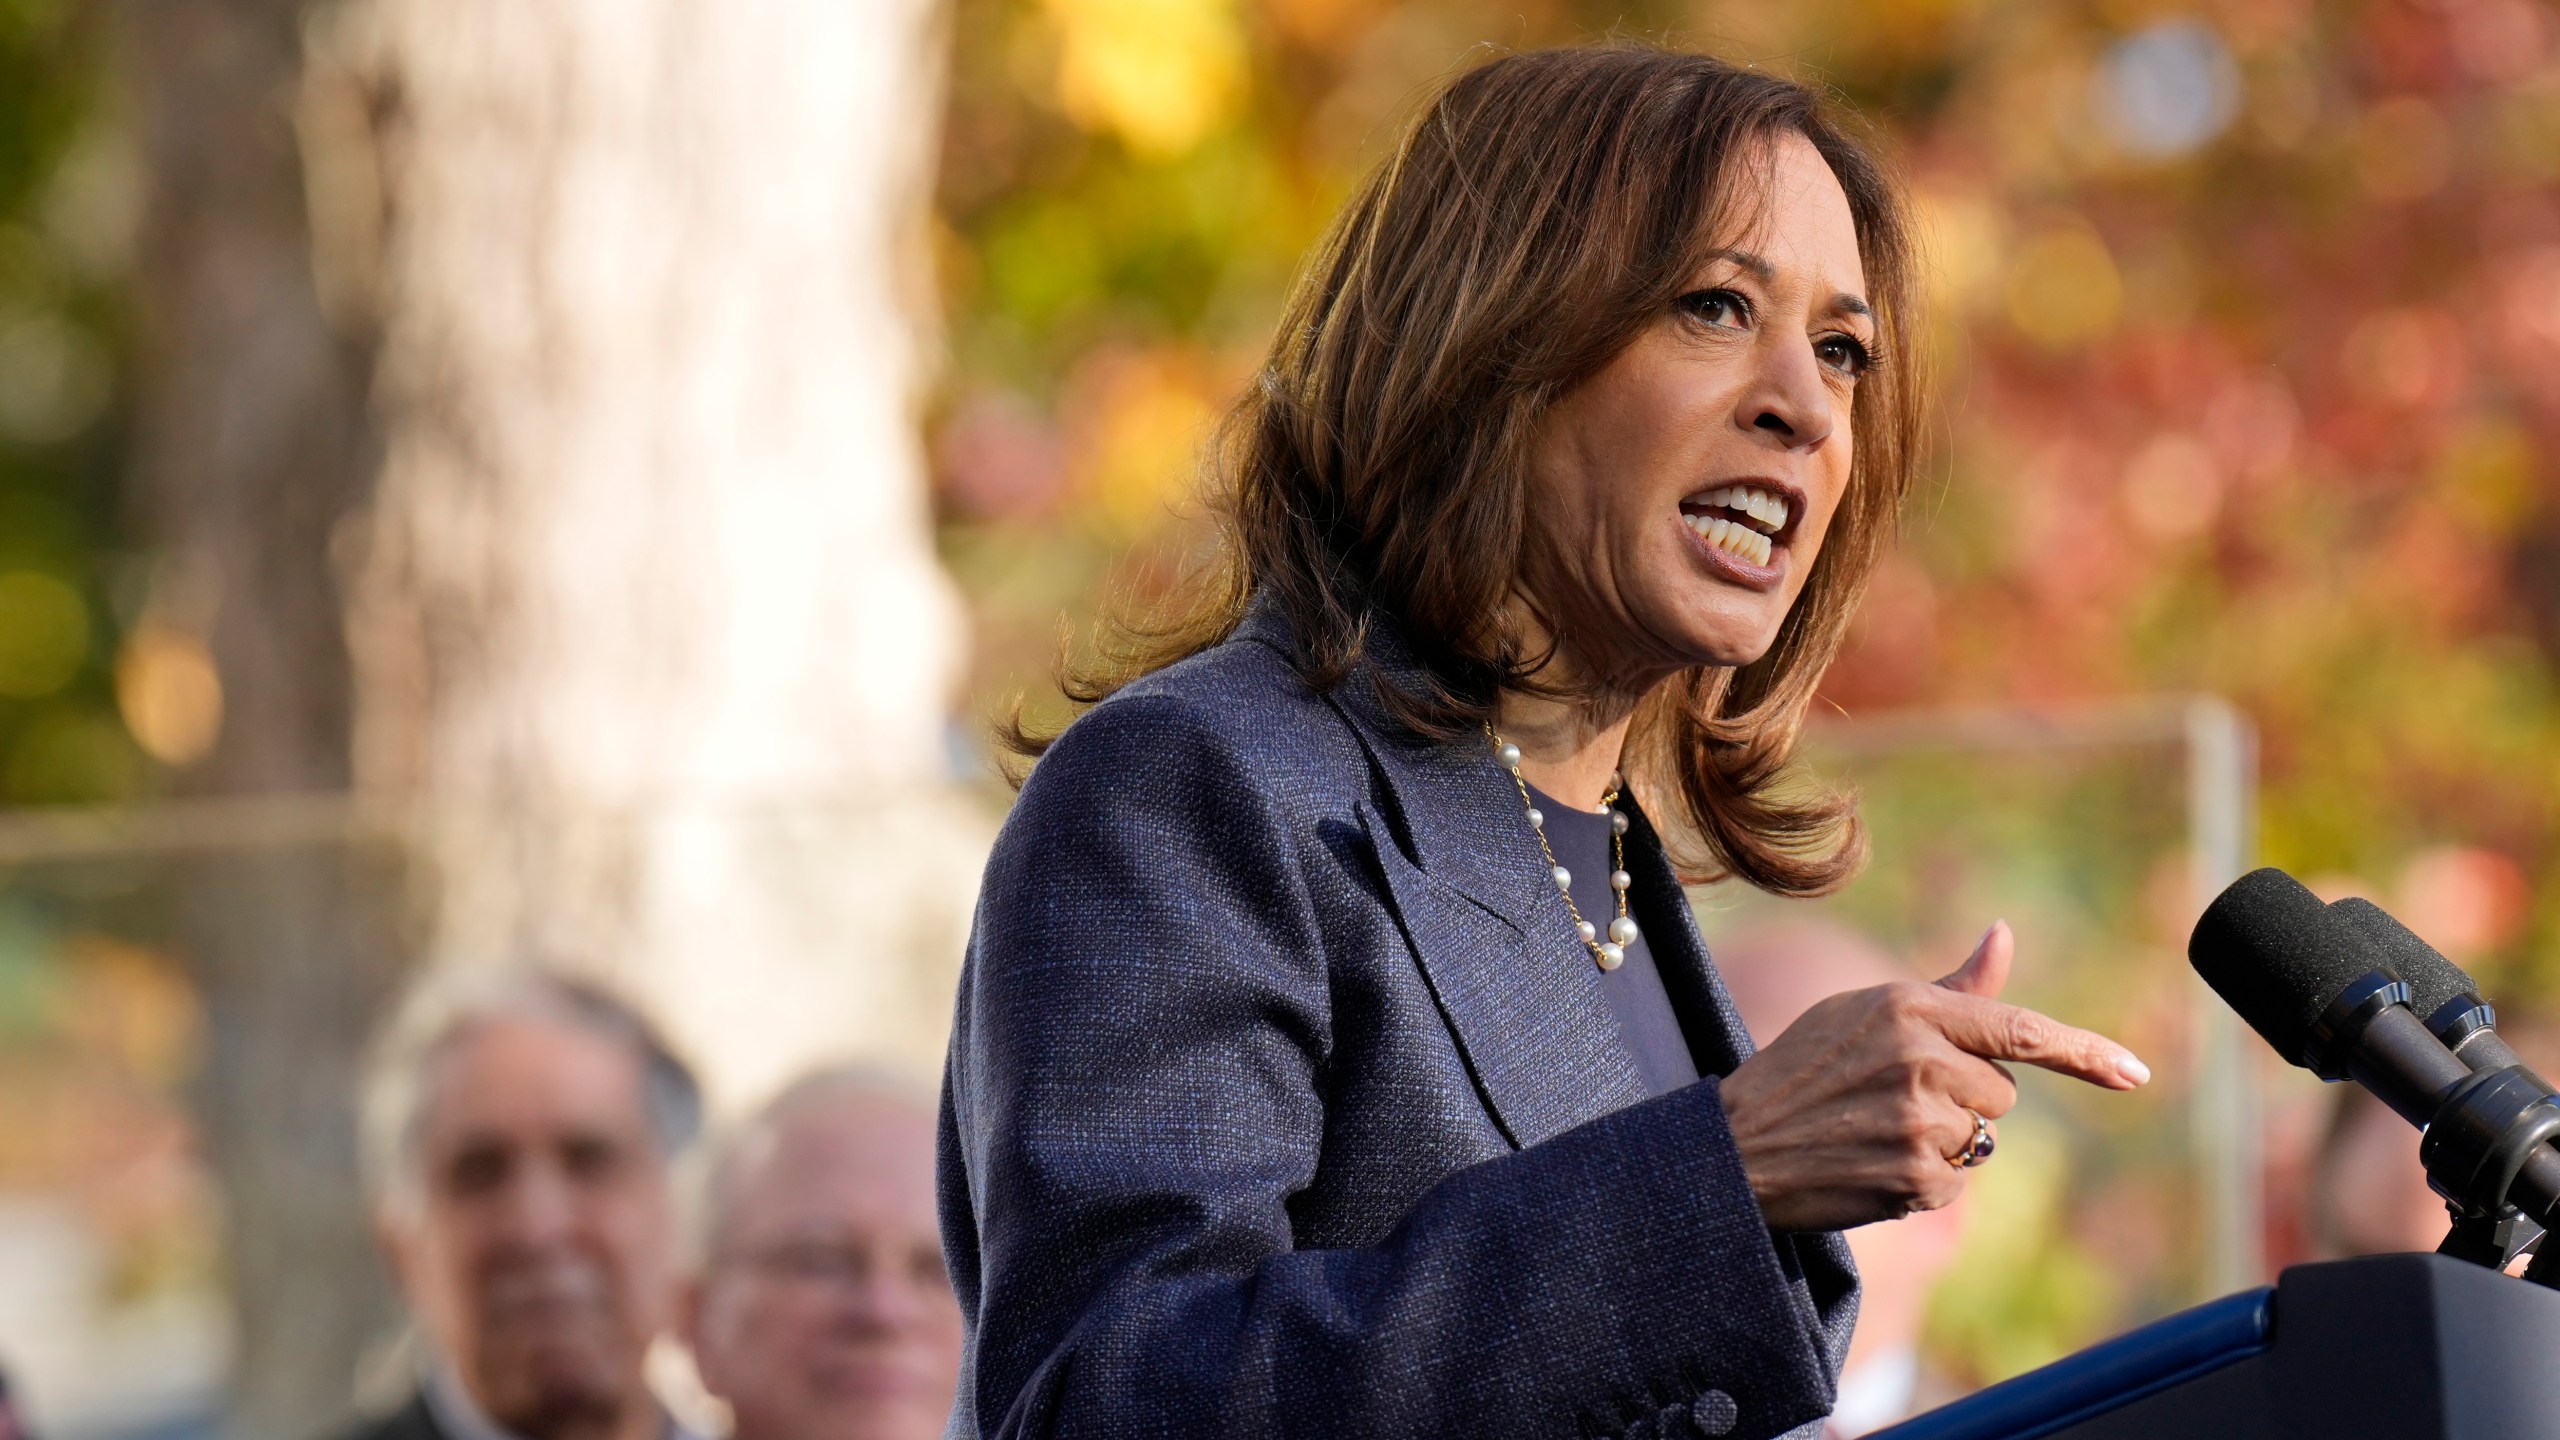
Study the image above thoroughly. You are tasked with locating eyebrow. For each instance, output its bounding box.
[1705,247,1873,322]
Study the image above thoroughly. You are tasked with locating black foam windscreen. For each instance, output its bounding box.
[2331,896,2480,1019]
[2189,867,2390,1067]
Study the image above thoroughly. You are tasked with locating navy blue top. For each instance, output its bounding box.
[1528,783,1703,1097]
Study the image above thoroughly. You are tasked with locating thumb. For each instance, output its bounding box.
[1937,919,2012,998]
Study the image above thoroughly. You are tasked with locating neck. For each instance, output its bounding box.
[1493,684,1638,812]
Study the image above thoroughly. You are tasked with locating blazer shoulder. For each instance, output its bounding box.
[1029,631,1365,799]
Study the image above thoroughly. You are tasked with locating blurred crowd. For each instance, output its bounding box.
[0,921,2489,1440]
[174,967,969,1440]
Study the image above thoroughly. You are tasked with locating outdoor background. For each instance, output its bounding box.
[3,0,2558,1434]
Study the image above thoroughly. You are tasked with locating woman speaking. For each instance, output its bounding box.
[938,44,2149,1440]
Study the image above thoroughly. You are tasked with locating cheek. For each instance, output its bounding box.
[704,1286,802,1361]
[1536,349,1715,532]
[1796,448,1857,559]
[600,1193,673,1264]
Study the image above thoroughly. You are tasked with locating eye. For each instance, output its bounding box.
[443,1141,513,1198]
[1677,288,1752,330]
[560,1133,628,1185]
[1814,332,1874,379]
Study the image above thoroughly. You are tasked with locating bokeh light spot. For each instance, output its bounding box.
[2096,19,2241,159]
[0,570,90,697]
[2450,0,2551,85]
[938,390,1071,521]
[2341,306,2466,409]
[1063,349,1220,537]
[2354,97,2455,202]
[1916,188,2008,314]
[115,622,223,766]
[2394,846,2529,960]
[2120,433,2222,543]
[2003,220,2122,350]
[1043,0,1246,158]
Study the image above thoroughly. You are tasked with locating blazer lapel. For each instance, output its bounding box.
[1319,668,1650,1150]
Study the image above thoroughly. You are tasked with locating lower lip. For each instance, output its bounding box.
[1679,516,1786,592]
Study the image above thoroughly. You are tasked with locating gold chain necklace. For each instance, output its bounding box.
[1485,724,1639,971]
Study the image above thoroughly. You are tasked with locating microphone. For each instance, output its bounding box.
[2189,868,2560,1244]
[2190,868,2472,1124]
[2329,896,2547,1086]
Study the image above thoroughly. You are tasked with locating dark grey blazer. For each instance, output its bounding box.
[939,604,1858,1439]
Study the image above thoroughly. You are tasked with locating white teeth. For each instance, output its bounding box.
[1685,511,1774,567]
[1691,485,1790,535]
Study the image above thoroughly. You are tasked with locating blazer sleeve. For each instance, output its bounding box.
[943,692,1845,1440]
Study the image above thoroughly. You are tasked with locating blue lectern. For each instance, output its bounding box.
[1872,1253,2560,1440]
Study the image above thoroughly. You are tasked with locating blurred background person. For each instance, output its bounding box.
[2294,1006,2558,1262]
[2303,1087,2445,1259]
[1717,919,1971,1438]
[683,1069,960,1440]
[331,969,706,1440]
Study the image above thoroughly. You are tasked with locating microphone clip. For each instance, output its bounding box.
[2420,1065,2560,1221]
[2303,968,2412,1080]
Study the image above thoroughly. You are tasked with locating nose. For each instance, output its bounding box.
[490,1162,581,1249]
[1735,333,1837,454]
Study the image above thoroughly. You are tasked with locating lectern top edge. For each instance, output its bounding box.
[1870,1286,2273,1440]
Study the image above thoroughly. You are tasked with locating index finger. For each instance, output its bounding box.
[1926,990,2151,1090]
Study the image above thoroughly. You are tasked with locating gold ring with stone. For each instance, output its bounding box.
[1949,1107,1995,1170]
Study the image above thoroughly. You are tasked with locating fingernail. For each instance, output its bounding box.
[2117,1053,2152,1087]
[1976,920,2004,947]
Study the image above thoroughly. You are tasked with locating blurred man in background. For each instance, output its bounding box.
[1717,919,1971,1438]
[2305,1087,2446,1259]
[683,1069,960,1440]
[331,969,706,1440]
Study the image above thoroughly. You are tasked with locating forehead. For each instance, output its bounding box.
[1712,132,1864,291]
[419,1013,654,1150]
[719,1097,938,1238]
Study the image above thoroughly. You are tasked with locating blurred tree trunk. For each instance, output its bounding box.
[121,0,971,1434]
[119,2,405,1437]
[308,0,982,1103]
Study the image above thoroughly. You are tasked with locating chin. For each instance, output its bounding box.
[1661,616,1783,672]
[1640,590,1785,671]
[489,1342,624,1416]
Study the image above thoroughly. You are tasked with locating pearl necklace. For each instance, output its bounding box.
[1486,725,1639,971]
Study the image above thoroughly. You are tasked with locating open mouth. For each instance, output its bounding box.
[1679,482,1796,568]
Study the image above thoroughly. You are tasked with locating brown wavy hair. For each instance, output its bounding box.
[1008,43,1926,896]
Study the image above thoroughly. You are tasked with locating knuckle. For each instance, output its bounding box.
[1996,1008,2049,1055]
[1877,982,1930,1024]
